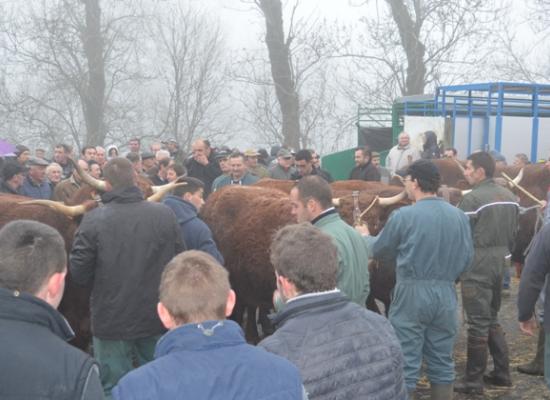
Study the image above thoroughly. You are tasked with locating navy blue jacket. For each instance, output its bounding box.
[20,176,52,199]
[163,195,224,265]
[113,320,304,400]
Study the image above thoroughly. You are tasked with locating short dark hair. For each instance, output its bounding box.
[468,151,495,178]
[55,143,72,153]
[229,152,244,162]
[81,146,95,156]
[160,251,228,324]
[445,147,457,156]
[158,158,171,168]
[406,159,441,193]
[173,177,204,197]
[356,147,372,158]
[103,157,135,189]
[87,159,99,168]
[126,152,141,163]
[168,163,186,177]
[294,175,332,209]
[129,137,141,144]
[0,220,66,295]
[294,149,312,162]
[1,162,26,181]
[270,223,337,293]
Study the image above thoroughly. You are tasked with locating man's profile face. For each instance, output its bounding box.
[295,159,312,176]
[289,187,311,223]
[464,160,483,185]
[185,188,205,211]
[230,156,247,180]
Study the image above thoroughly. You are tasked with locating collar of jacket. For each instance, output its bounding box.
[163,195,197,221]
[397,144,410,150]
[0,287,74,341]
[154,319,245,358]
[311,208,338,225]
[25,175,45,187]
[472,178,495,190]
[269,291,349,329]
[101,185,143,204]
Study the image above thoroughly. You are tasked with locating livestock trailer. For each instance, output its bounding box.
[393,82,550,162]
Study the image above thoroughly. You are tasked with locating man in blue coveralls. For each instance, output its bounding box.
[356,159,474,399]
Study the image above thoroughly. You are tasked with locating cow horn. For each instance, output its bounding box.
[19,199,87,217]
[332,198,341,207]
[378,191,407,206]
[151,176,187,193]
[147,181,188,202]
[68,157,107,191]
[511,168,524,187]
[461,189,472,195]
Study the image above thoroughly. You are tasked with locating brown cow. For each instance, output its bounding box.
[0,194,97,350]
[200,185,405,341]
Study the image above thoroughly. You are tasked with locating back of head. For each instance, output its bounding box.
[173,177,204,197]
[1,161,25,181]
[270,223,337,293]
[294,149,312,162]
[126,152,141,163]
[0,220,66,295]
[468,151,495,178]
[103,157,135,189]
[295,175,333,209]
[406,159,441,193]
[159,251,229,325]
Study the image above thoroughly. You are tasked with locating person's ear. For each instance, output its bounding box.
[44,270,66,308]
[225,289,236,317]
[157,302,177,330]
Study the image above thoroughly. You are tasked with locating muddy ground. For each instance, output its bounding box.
[414,274,549,399]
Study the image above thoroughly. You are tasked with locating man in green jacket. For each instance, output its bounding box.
[289,176,370,305]
[455,151,519,395]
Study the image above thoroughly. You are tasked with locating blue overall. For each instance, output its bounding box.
[365,197,473,390]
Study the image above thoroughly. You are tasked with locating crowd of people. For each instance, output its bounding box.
[2,133,550,400]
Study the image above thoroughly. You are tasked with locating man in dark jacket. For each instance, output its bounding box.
[291,149,333,182]
[185,139,222,197]
[70,157,185,399]
[455,152,519,394]
[163,177,224,264]
[259,223,407,400]
[518,223,550,388]
[113,251,306,400]
[0,161,26,194]
[349,147,381,181]
[0,220,103,400]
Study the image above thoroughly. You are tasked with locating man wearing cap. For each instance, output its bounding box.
[186,139,221,198]
[357,159,474,399]
[141,152,156,174]
[212,152,259,191]
[269,148,296,180]
[0,162,27,194]
[211,149,232,189]
[20,157,52,199]
[244,149,269,178]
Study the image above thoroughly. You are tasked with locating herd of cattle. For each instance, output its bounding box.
[1,158,548,347]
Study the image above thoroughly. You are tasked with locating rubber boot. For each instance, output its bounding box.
[484,325,512,386]
[517,328,545,376]
[430,383,453,400]
[454,335,488,395]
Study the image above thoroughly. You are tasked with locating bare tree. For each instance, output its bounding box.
[146,3,229,151]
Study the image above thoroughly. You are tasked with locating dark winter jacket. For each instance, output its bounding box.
[259,291,407,400]
[0,287,104,400]
[186,155,222,197]
[113,320,305,400]
[70,186,185,340]
[20,175,52,199]
[518,223,550,331]
[349,161,381,181]
[291,166,333,182]
[0,179,19,194]
[163,195,224,264]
